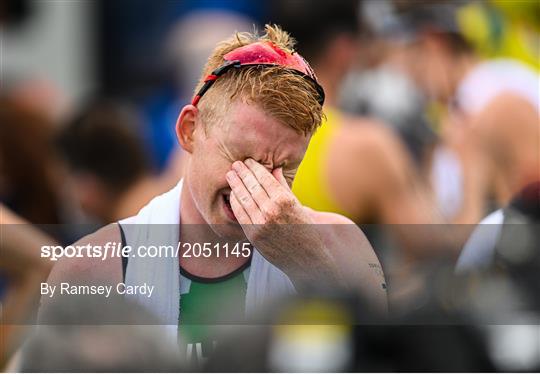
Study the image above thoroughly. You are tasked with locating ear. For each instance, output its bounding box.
[175,104,199,154]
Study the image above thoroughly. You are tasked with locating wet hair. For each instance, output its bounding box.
[194,24,323,136]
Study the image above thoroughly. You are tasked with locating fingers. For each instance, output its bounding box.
[272,167,290,190]
[243,158,283,196]
[226,170,265,224]
[232,161,270,208]
[229,191,252,224]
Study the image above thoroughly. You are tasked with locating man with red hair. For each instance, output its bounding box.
[44,25,386,363]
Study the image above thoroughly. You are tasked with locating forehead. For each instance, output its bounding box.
[214,101,309,161]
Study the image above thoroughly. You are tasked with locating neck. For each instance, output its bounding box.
[178,173,222,244]
[178,174,249,277]
[179,173,207,225]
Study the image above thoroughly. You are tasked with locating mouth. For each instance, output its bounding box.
[222,192,237,222]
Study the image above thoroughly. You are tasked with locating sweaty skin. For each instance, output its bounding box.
[44,101,387,312]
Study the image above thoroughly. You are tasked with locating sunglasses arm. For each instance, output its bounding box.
[191,60,241,106]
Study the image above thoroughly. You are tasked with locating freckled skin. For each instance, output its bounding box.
[181,100,309,240]
[176,101,387,310]
[43,100,387,312]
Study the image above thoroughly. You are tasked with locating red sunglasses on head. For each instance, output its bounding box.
[191,41,325,107]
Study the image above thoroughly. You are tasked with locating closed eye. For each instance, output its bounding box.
[282,168,297,183]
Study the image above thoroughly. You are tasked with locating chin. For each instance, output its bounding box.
[210,220,245,241]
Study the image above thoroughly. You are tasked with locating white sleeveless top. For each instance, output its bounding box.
[433,59,538,220]
[118,179,296,339]
[455,209,505,273]
[456,58,539,115]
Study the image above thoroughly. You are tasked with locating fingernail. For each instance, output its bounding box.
[232,161,242,171]
[245,158,253,165]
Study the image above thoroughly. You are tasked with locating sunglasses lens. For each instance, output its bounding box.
[194,41,324,107]
[223,42,315,79]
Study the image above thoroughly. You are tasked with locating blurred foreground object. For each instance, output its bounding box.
[450,182,540,372]
[457,181,540,273]
[22,295,183,372]
[206,292,495,372]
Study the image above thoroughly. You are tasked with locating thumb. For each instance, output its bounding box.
[272,167,290,190]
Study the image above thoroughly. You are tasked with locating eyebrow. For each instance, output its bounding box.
[223,135,301,169]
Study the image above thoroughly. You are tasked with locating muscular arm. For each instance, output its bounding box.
[470,93,539,204]
[328,122,440,224]
[338,125,473,259]
[226,159,387,311]
[309,209,388,312]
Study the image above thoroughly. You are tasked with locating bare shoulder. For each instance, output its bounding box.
[305,207,377,259]
[339,115,400,149]
[474,92,538,135]
[334,116,412,175]
[45,223,124,286]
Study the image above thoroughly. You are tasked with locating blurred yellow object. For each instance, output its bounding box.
[276,299,352,325]
[273,324,349,344]
[269,299,353,371]
[491,0,540,31]
[270,325,351,371]
[457,1,540,71]
[292,107,348,216]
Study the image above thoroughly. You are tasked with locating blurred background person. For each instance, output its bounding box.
[0,98,66,227]
[98,1,261,182]
[314,0,538,297]
[268,1,478,302]
[55,100,165,224]
[405,4,540,206]
[0,205,55,370]
[337,1,492,225]
[368,0,540,281]
[270,0,440,228]
[457,181,540,273]
[266,0,458,316]
[147,9,256,191]
[380,0,539,214]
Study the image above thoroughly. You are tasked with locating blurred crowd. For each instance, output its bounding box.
[1,0,539,372]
